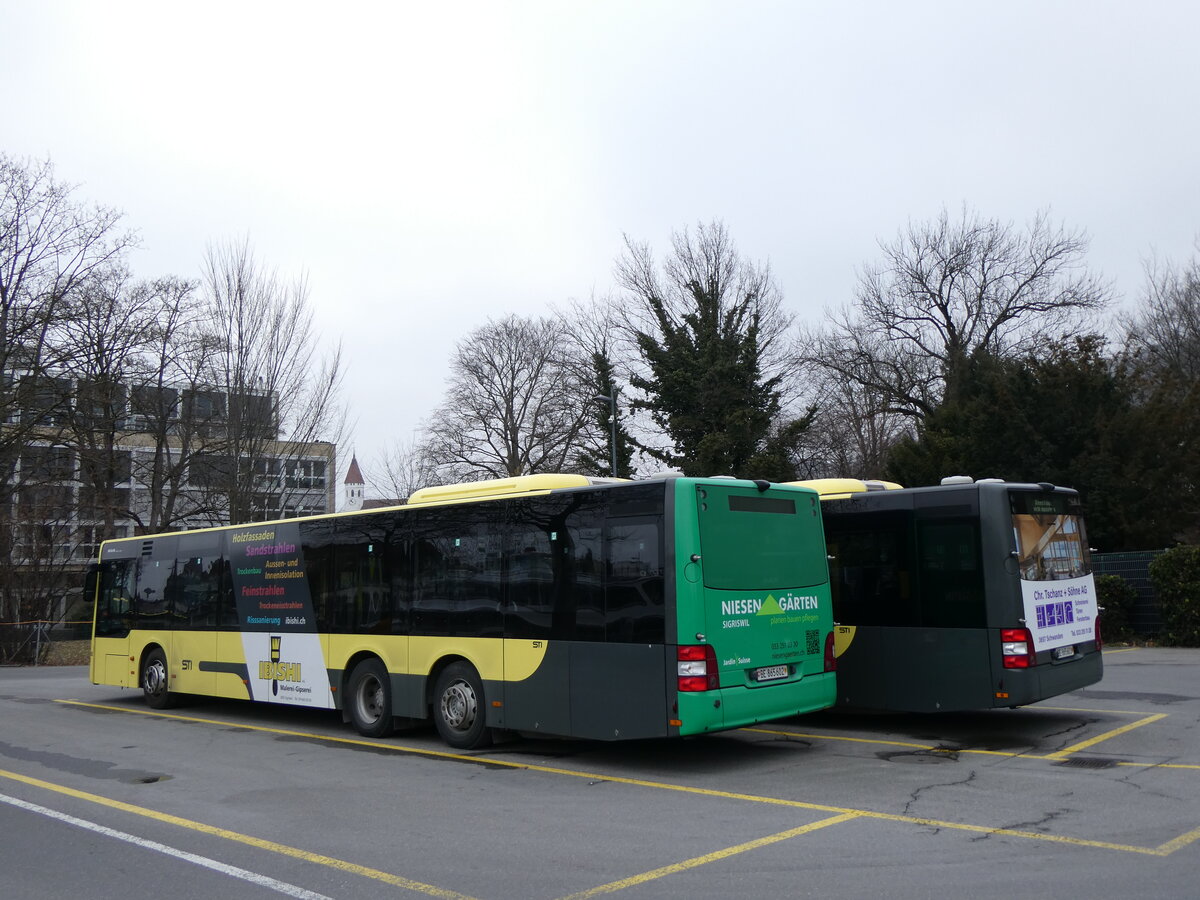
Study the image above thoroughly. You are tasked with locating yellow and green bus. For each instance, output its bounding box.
[89,473,836,748]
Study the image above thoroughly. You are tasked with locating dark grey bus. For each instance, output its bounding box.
[791,477,1103,712]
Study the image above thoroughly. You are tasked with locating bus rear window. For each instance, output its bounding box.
[697,486,826,590]
[1011,491,1090,580]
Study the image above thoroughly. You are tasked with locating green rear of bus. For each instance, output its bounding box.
[671,479,836,735]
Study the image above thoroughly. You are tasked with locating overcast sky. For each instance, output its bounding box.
[4,1,1198,497]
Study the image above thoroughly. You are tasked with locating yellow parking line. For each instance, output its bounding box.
[1156,826,1200,856]
[55,700,1198,859]
[1117,761,1200,771]
[1045,714,1167,760]
[744,726,933,750]
[0,766,478,899]
[556,813,861,899]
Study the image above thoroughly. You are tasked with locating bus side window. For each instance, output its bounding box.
[565,500,605,642]
[828,516,915,627]
[135,558,176,630]
[505,498,556,640]
[917,520,985,628]
[604,517,665,644]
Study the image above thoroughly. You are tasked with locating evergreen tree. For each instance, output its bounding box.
[617,221,808,479]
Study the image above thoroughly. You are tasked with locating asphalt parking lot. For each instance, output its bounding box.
[1,646,1197,899]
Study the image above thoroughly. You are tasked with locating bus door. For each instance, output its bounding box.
[893,515,992,711]
[91,553,137,687]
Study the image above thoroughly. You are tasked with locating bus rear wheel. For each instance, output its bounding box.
[142,648,176,710]
[348,659,395,738]
[433,662,491,750]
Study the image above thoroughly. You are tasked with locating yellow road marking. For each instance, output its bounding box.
[1156,826,1200,855]
[556,813,862,899]
[1045,714,1167,760]
[54,700,1198,857]
[0,766,478,900]
[1039,706,1155,715]
[1117,761,1200,771]
[744,726,932,750]
[1103,647,1141,654]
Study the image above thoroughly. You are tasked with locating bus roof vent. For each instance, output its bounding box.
[940,475,974,485]
[975,477,1005,483]
[644,469,684,480]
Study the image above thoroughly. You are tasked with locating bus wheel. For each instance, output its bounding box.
[142,649,176,710]
[433,662,491,750]
[348,659,395,738]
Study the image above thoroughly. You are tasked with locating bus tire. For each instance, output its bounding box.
[142,648,176,710]
[347,659,395,738]
[433,662,491,750]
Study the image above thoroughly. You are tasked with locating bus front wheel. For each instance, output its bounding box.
[142,648,176,710]
[348,659,395,738]
[433,662,491,750]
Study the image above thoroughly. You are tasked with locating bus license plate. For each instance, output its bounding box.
[1053,645,1075,660]
[752,665,789,682]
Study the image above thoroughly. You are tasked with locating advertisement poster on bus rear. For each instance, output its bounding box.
[1020,574,1097,652]
[228,523,333,708]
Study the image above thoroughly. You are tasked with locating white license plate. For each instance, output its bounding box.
[1053,645,1075,660]
[752,665,789,682]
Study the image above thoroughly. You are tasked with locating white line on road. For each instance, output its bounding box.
[0,791,333,900]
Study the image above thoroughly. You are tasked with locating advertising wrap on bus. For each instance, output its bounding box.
[1019,575,1097,652]
[228,522,332,708]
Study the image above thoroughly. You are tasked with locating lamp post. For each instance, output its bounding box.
[593,392,618,478]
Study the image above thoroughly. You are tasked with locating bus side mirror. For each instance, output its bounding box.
[83,564,100,601]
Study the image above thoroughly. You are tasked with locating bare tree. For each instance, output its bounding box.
[555,292,639,477]
[373,437,440,502]
[802,207,1112,423]
[0,154,134,633]
[199,238,346,523]
[1126,239,1200,381]
[421,314,592,480]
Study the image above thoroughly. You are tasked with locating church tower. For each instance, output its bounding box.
[344,455,365,512]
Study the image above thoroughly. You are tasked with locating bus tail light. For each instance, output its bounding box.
[677,644,719,692]
[1001,627,1034,668]
[1095,617,1103,651]
[823,631,837,672]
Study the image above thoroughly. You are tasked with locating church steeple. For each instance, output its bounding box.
[344,455,365,511]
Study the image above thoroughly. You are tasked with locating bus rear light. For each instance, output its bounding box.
[1095,618,1103,650]
[677,644,719,692]
[1001,627,1034,668]
[823,631,837,672]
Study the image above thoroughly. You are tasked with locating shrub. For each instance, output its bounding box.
[1094,574,1138,644]
[1148,546,1200,646]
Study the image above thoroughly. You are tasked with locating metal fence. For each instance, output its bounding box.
[1092,550,1166,635]
[0,619,92,666]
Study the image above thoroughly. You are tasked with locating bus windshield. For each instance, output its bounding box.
[1010,491,1090,581]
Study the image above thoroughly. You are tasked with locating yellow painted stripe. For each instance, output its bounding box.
[1102,647,1141,654]
[1039,706,1155,716]
[1045,714,1167,759]
[557,813,861,899]
[0,767,477,899]
[1116,761,1200,771]
[1156,826,1200,856]
[54,701,1197,858]
[744,726,934,750]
